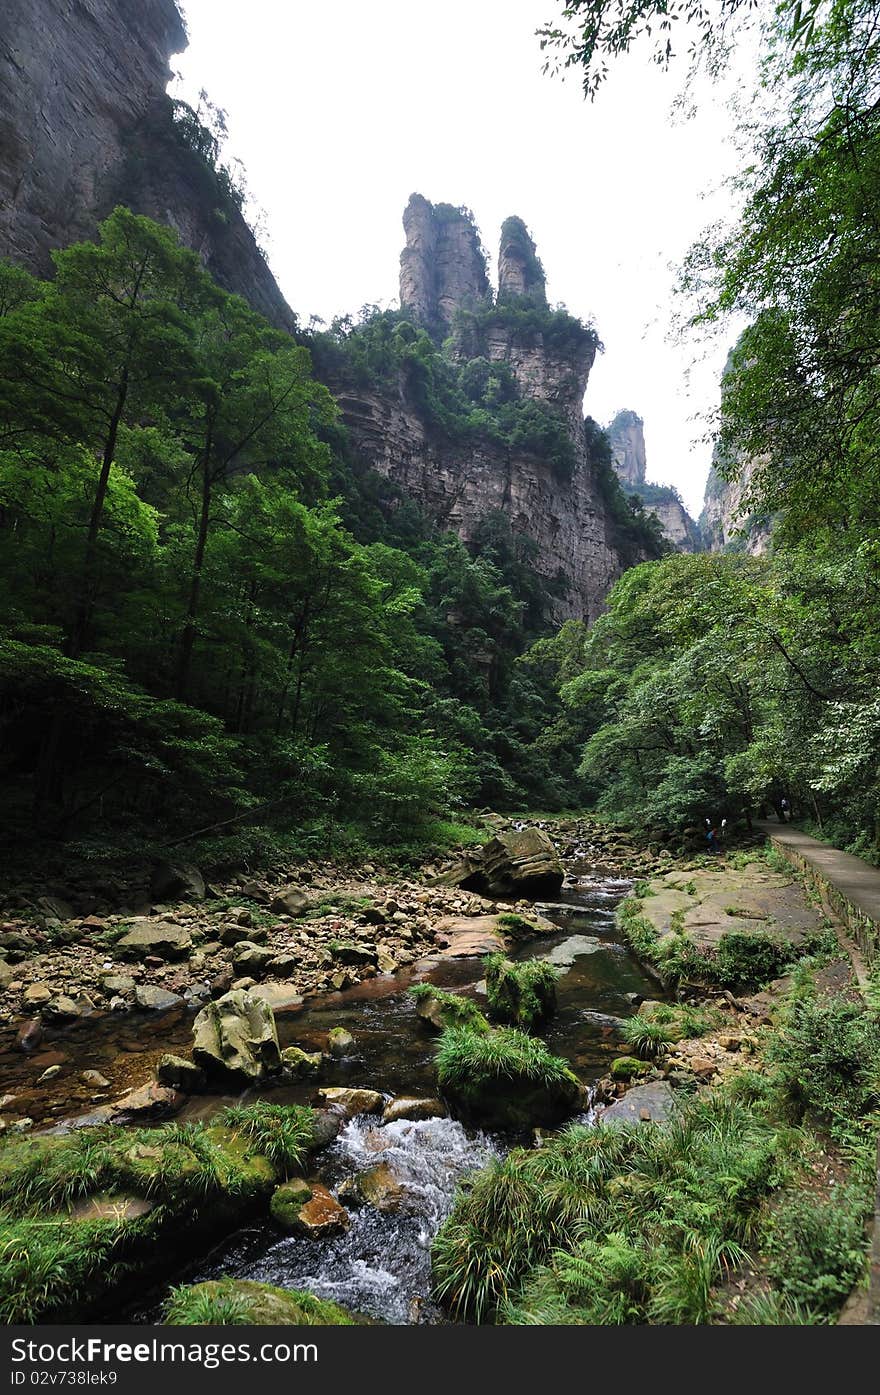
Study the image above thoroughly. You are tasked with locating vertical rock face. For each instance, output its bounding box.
[608,410,647,487]
[700,452,771,554]
[399,193,490,337]
[699,349,772,554]
[330,197,634,623]
[607,409,702,552]
[0,0,294,330]
[497,216,547,304]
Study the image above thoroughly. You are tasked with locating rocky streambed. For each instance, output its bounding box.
[1,820,797,1326]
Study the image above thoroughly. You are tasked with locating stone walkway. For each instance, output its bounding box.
[757,820,880,934]
[758,820,880,1326]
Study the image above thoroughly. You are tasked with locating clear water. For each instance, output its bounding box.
[148,870,662,1324]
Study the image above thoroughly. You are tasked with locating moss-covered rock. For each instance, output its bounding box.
[484,953,558,1030]
[436,1025,582,1130]
[610,1056,652,1082]
[192,989,282,1082]
[280,1046,322,1078]
[269,1178,313,1228]
[165,1278,358,1325]
[0,1104,317,1322]
[409,983,490,1033]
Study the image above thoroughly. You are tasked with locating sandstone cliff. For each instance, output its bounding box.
[607,409,702,553]
[323,198,638,622]
[0,0,294,330]
[698,349,773,554]
[399,195,490,337]
[699,451,772,554]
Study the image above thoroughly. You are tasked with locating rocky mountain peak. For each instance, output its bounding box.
[497,216,547,304]
[607,409,647,487]
[0,0,294,330]
[399,193,490,336]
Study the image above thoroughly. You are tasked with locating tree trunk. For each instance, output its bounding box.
[176,459,212,704]
[68,366,129,658]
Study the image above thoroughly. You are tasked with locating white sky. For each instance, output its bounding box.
[171,0,746,516]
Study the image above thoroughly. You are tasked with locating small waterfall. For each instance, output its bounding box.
[191,1115,499,1324]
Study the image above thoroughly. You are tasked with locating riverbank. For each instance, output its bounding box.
[4,818,875,1326]
[0,815,683,1132]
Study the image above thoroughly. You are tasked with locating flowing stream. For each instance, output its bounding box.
[136,869,662,1324]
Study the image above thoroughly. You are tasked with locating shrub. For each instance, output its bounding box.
[409,983,490,1032]
[713,930,797,988]
[433,1093,786,1324]
[435,1025,581,1130]
[620,1017,674,1059]
[766,1186,869,1317]
[767,993,880,1136]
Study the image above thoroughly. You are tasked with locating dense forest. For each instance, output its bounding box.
[1,0,879,876]
[0,207,660,871]
[530,0,880,861]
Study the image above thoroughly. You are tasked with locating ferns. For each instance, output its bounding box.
[432,1094,787,1324]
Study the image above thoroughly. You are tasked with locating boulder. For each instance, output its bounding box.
[329,941,377,967]
[22,984,52,1007]
[318,1087,383,1117]
[249,984,305,1016]
[134,985,184,1012]
[149,861,205,903]
[192,989,282,1082]
[100,975,135,997]
[108,1081,183,1121]
[270,1178,314,1228]
[156,1054,207,1091]
[16,1018,42,1051]
[327,1026,354,1058]
[265,954,298,977]
[116,920,192,962]
[280,1046,322,1078]
[610,1056,652,1082]
[342,1161,406,1212]
[460,828,564,899]
[80,1070,110,1088]
[36,894,74,921]
[269,886,311,917]
[232,943,275,975]
[288,1181,349,1236]
[43,995,89,1021]
[600,1081,676,1125]
[381,1096,446,1125]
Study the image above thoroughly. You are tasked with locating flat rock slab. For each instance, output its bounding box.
[435,912,556,958]
[69,1194,154,1223]
[539,935,604,967]
[435,917,508,957]
[116,920,193,960]
[639,868,824,952]
[600,1082,676,1126]
[249,984,305,1015]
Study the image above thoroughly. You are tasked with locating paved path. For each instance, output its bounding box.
[756,820,880,931]
[759,820,880,1326]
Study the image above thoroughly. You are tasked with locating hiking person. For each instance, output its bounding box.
[780,797,790,823]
